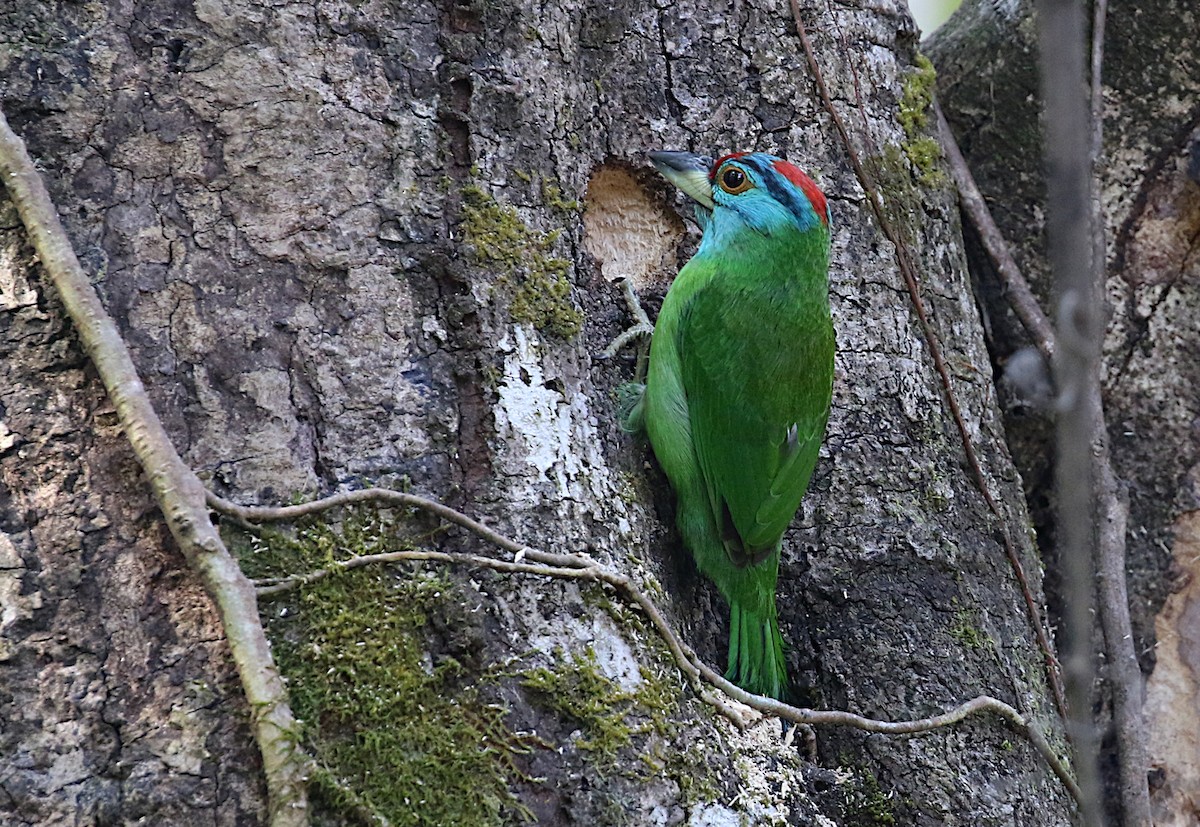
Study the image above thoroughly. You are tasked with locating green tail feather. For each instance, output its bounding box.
[726,601,788,700]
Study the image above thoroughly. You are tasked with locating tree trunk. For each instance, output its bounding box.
[0,0,1084,824]
[928,1,1200,822]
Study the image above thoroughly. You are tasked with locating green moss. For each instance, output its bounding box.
[228,507,725,822]
[515,584,718,803]
[843,768,898,826]
[896,53,947,187]
[949,607,990,650]
[229,511,535,827]
[522,647,638,765]
[898,54,936,136]
[870,145,923,246]
[462,184,528,271]
[562,589,719,805]
[632,654,681,733]
[634,659,718,803]
[509,255,580,338]
[541,179,580,213]
[905,136,943,183]
[461,183,583,338]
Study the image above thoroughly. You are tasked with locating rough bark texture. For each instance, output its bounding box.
[0,208,266,824]
[928,0,1200,823]
[1,0,1076,825]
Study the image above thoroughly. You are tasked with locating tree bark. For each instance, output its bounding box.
[928,0,1200,823]
[0,0,1083,824]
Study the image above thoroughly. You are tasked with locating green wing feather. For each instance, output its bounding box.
[677,260,833,565]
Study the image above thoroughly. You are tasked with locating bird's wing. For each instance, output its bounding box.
[678,270,832,565]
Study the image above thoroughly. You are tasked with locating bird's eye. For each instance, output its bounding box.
[718,166,753,195]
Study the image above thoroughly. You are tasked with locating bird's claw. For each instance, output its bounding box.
[600,321,653,359]
[600,277,654,377]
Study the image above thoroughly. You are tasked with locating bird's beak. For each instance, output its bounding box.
[650,151,715,210]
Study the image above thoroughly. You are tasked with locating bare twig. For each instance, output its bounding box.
[1087,1,1150,824]
[936,101,1057,364]
[694,658,1080,804]
[1037,0,1107,823]
[787,0,1068,725]
[208,487,1083,810]
[1094,435,1150,826]
[0,113,309,826]
[253,549,599,598]
[208,488,529,555]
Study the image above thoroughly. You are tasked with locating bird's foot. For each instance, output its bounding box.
[599,277,654,379]
[600,321,653,360]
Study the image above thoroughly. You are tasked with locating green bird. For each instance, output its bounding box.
[618,150,834,700]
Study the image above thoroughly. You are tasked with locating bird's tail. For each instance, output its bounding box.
[726,600,788,700]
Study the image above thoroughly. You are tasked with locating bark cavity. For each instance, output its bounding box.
[583,163,683,289]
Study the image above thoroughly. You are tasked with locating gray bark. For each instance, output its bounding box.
[1,0,1078,824]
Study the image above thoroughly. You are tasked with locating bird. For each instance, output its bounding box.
[613,150,834,700]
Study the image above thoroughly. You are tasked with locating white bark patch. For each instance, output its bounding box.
[523,586,645,695]
[0,247,38,312]
[0,532,41,662]
[492,325,625,522]
[494,327,575,490]
[687,803,740,826]
[587,619,645,692]
[723,717,807,825]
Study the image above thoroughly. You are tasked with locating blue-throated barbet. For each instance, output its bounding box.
[621,150,834,700]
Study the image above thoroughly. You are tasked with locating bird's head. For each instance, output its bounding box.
[650,150,830,238]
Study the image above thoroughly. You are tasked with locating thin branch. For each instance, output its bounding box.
[940,22,1147,819]
[253,549,598,598]
[0,113,310,827]
[211,488,705,690]
[1089,0,1108,171]
[1087,1,1150,824]
[1037,0,1107,822]
[787,0,1068,725]
[1093,432,1150,827]
[693,658,1080,804]
[208,488,528,555]
[209,487,1083,810]
[936,101,1057,364]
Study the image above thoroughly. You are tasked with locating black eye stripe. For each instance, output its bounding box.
[761,173,793,210]
[752,158,810,223]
